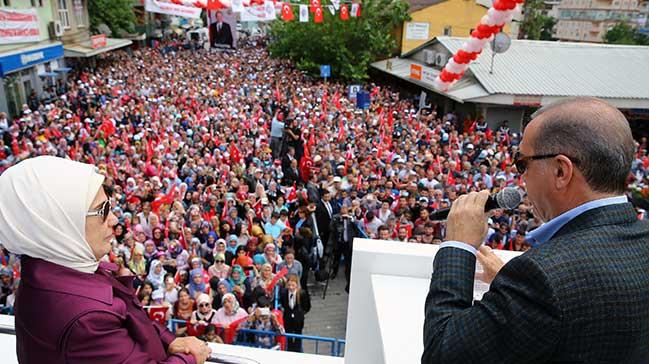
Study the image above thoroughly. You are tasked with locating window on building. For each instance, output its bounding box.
[58,0,70,29]
[2,0,11,6]
[74,0,84,27]
[443,26,452,36]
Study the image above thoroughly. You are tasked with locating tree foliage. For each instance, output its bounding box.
[520,0,556,41]
[88,0,136,37]
[604,21,649,45]
[268,0,410,81]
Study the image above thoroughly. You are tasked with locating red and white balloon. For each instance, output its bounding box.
[432,0,523,92]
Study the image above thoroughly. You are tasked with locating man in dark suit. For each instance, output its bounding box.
[328,205,362,292]
[210,11,233,49]
[315,190,336,252]
[423,97,649,363]
[282,158,301,187]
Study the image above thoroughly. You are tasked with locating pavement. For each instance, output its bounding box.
[300,270,349,356]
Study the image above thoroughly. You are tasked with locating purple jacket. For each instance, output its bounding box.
[15,256,196,364]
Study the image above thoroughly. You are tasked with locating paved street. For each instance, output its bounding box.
[301,272,349,356]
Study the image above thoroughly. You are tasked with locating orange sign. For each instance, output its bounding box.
[91,34,107,49]
[410,63,422,80]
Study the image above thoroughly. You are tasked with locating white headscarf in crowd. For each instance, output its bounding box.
[0,156,105,274]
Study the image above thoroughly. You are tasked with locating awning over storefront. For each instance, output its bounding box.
[54,67,72,73]
[0,42,64,77]
[63,38,133,58]
[38,71,58,77]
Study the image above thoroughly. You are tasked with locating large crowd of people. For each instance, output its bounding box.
[1,35,648,352]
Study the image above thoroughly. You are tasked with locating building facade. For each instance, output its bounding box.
[554,0,646,42]
[0,0,66,118]
[399,0,520,55]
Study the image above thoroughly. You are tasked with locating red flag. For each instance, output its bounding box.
[281,2,294,21]
[252,199,263,218]
[356,174,362,190]
[265,266,289,294]
[314,6,323,23]
[221,197,229,221]
[299,156,313,183]
[151,184,176,214]
[287,183,298,203]
[229,142,242,164]
[337,119,345,142]
[309,0,320,12]
[447,170,456,185]
[147,306,168,324]
[485,128,493,141]
[333,91,342,110]
[178,222,188,250]
[340,4,349,20]
[307,132,316,149]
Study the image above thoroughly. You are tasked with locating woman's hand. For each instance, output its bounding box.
[168,337,211,364]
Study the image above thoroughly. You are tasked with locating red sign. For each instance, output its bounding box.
[91,34,107,49]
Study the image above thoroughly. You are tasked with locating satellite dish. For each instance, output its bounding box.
[491,32,511,54]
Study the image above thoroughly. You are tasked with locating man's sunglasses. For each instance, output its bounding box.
[513,152,579,174]
[86,199,112,223]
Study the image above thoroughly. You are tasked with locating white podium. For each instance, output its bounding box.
[343,239,521,364]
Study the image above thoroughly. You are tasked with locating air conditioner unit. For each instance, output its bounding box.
[435,53,449,67]
[48,21,63,39]
[423,49,437,65]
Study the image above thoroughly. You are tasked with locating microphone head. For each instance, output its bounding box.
[496,187,522,210]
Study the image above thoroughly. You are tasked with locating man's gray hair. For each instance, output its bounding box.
[529,97,634,194]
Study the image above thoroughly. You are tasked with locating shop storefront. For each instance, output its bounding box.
[0,43,65,119]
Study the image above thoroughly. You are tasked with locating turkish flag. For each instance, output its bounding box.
[147,306,168,325]
[310,0,320,12]
[281,2,294,21]
[299,156,313,183]
[99,118,116,137]
[340,4,349,20]
[287,183,298,203]
[314,6,323,22]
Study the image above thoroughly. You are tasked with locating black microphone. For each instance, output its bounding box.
[429,187,522,221]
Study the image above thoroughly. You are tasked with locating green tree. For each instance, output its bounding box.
[520,0,556,41]
[268,0,410,81]
[88,0,136,37]
[604,22,649,45]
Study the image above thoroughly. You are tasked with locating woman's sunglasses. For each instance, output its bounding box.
[86,199,112,223]
[199,303,211,308]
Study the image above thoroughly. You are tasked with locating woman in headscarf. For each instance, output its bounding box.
[253,263,276,292]
[207,253,231,280]
[209,277,231,311]
[0,156,210,363]
[151,226,165,248]
[213,293,248,329]
[147,259,166,291]
[128,243,147,281]
[187,268,207,299]
[227,265,252,308]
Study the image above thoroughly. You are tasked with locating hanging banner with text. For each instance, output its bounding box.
[144,0,202,19]
[0,8,40,45]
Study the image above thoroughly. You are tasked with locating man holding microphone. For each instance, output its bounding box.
[423,97,649,363]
